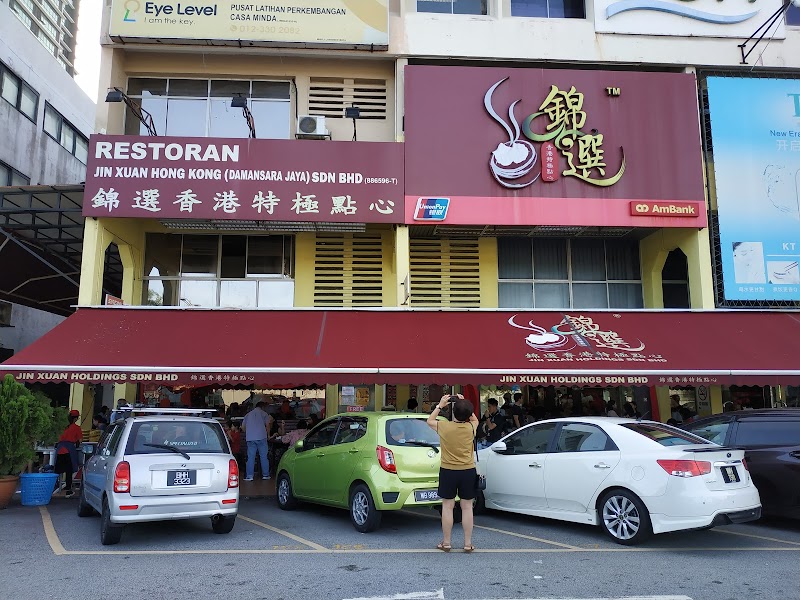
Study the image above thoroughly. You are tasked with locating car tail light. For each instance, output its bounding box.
[657,459,712,477]
[742,458,749,471]
[113,461,131,493]
[228,459,239,489]
[376,446,397,474]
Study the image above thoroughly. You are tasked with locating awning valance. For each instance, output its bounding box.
[2,307,800,387]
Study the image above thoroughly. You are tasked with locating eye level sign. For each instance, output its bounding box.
[414,197,450,221]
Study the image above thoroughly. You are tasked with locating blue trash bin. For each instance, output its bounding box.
[19,472,58,506]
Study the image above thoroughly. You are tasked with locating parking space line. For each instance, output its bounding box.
[39,506,67,556]
[401,509,583,550]
[38,506,800,556]
[237,514,330,551]
[711,528,800,546]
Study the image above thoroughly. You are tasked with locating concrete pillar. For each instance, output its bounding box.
[394,225,410,306]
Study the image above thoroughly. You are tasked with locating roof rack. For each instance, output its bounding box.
[110,406,220,421]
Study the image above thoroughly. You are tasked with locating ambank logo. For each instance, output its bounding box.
[123,0,140,21]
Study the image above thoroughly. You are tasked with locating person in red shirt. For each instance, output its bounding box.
[55,410,83,498]
[226,420,243,470]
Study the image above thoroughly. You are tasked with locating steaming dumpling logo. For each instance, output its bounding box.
[485,78,539,189]
[508,315,575,352]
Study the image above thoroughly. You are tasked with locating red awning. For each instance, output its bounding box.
[2,307,800,387]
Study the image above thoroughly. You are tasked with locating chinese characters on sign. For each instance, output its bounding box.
[84,136,404,223]
[523,85,625,187]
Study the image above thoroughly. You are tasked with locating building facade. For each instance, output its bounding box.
[2,0,800,420]
[0,0,94,368]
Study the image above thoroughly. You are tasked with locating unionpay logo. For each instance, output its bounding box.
[414,198,450,221]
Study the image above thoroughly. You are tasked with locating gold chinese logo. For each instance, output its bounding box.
[523,85,625,187]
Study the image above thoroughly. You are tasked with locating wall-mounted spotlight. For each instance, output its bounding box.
[346,105,361,141]
[232,94,256,139]
[105,87,158,136]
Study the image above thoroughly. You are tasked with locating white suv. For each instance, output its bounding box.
[78,409,239,545]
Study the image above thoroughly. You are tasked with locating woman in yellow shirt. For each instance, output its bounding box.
[427,394,480,553]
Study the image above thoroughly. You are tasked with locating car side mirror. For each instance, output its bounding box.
[490,441,507,454]
[294,440,305,452]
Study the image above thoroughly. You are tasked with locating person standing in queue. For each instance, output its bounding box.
[242,401,273,481]
[427,394,479,553]
[478,398,505,449]
[54,409,83,498]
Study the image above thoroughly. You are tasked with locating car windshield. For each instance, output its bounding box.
[620,422,711,447]
[127,421,229,455]
[385,418,440,448]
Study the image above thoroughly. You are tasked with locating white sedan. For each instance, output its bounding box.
[475,417,761,545]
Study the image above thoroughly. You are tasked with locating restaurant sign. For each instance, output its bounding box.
[83,135,404,223]
[404,66,706,227]
[109,0,389,47]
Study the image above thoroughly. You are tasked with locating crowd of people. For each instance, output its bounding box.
[222,395,322,479]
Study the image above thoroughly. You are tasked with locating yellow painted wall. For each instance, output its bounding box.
[479,237,499,307]
[640,228,715,309]
[293,233,317,307]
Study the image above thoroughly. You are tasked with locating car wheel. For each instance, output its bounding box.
[100,498,123,546]
[276,472,298,510]
[599,489,652,545]
[211,515,236,534]
[349,484,382,533]
[77,485,95,517]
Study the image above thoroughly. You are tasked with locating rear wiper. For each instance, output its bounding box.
[143,443,191,460]
[405,441,440,453]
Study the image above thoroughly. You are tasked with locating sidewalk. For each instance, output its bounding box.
[239,477,275,498]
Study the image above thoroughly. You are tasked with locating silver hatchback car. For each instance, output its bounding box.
[78,409,239,545]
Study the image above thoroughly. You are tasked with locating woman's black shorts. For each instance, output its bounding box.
[437,467,476,501]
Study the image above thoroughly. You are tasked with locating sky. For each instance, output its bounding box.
[74,0,102,103]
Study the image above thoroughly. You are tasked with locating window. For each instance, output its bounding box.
[303,420,340,450]
[385,418,440,448]
[127,421,228,455]
[99,424,125,457]
[336,418,369,445]
[504,423,557,454]
[42,103,89,163]
[0,160,31,186]
[125,78,292,138]
[511,0,585,19]
[788,4,799,26]
[685,418,732,446]
[735,421,800,447]
[621,423,710,447]
[498,238,643,309]
[0,60,38,121]
[143,233,295,308]
[555,423,615,452]
[417,0,487,14]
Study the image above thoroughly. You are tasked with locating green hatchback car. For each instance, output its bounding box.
[275,412,442,532]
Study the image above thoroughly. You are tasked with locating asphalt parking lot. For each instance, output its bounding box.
[37,494,800,555]
[5,494,800,600]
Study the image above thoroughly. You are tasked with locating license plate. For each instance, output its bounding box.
[721,466,740,484]
[414,489,440,502]
[167,470,197,486]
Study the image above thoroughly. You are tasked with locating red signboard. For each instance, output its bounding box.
[404,66,706,227]
[83,135,404,223]
[629,201,700,218]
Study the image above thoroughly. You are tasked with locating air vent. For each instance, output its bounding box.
[313,233,386,306]
[309,78,387,120]
[410,239,482,307]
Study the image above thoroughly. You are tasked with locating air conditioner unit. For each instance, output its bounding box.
[296,115,328,136]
